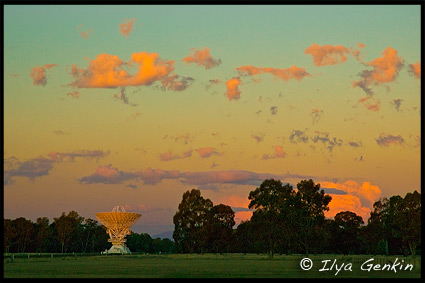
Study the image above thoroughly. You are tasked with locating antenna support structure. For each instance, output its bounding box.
[95,206,141,254]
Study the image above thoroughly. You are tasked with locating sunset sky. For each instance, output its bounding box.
[4,4,421,236]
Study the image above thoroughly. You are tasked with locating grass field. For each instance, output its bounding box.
[3,253,421,278]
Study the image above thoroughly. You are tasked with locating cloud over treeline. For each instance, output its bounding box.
[4,150,109,185]
[78,166,318,186]
[320,180,382,222]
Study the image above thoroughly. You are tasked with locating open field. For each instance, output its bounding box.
[3,253,421,278]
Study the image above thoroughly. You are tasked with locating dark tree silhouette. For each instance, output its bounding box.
[330,211,364,254]
[288,179,332,256]
[248,179,294,257]
[173,189,213,253]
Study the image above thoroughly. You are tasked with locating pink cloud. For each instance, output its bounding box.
[79,164,136,184]
[80,28,94,39]
[47,150,108,162]
[351,43,366,62]
[262,145,286,160]
[66,90,80,99]
[159,151,176,161]
[181,170,261,186]
[4,150,109,185]
[237,65,310,81]
[358,96,380,112]
[274,145,286,158]
[181,47,222,69]
[408,62,421,79]
[159,149,192,161]
[196,147,220,158]
[95,164,120,178]
[353,47,404,95]
[70,52,175,88]
[305,43,350,66]
[376,133,405,147]
[161,74,194,91]
[119,18,135,37]
[137,167,180,185]
[225,77,242,101]
[320,180,382,222]
[30,64,56,86]
[78,165,321,187]
[367,47,404,83]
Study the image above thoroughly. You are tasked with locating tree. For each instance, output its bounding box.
[330,211,364,254]
[402,191,421,256]
[209,204,235,253]
[13,217,34,253]
[248,179,294,257]
[158,238,177,254]
[368,196,406,255]
[35,217,51,253]
[90,224,109,253]
[288,179,332,256]
[54,211,84,253]
[173,189,213,253]
[4,219,16,253]
[391,191,421,256]
[366,191,421,256]
[248,179,293,212]
[366,197,390,255]
[234,220,257,254]
[80,218,98,253]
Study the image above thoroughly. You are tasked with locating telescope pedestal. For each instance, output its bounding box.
[102,243,132,254]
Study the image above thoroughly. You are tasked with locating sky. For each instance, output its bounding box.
[3,4,421,236]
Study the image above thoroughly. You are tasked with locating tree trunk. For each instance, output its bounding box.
[408,242,416,257]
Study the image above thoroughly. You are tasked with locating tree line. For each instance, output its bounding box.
[172,179,421,257]
[4,179,421,256]
[3,211,175,254]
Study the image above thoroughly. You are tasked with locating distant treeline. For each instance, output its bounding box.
[4,179,421,256]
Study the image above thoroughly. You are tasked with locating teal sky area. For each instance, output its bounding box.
[4,4,421,236]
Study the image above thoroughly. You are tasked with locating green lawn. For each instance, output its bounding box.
[3,253,421,278]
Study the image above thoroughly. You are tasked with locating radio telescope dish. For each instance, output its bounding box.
[95,206,141,254]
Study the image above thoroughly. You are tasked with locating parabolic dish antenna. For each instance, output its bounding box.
[95,206,141,254]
